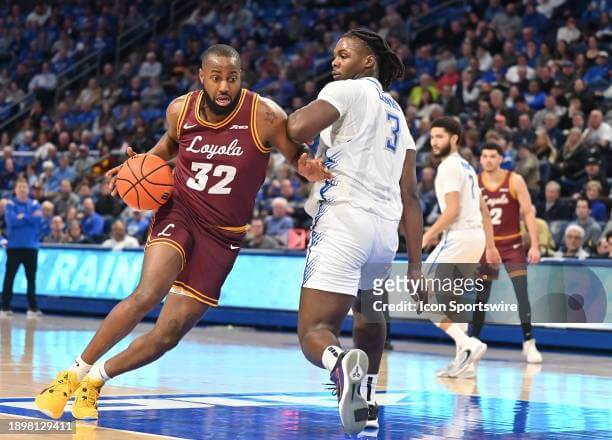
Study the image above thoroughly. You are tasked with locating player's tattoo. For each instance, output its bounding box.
[264,111,277,125]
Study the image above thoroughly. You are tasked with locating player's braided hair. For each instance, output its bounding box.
[344,28,405,90]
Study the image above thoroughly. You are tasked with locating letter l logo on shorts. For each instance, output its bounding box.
[158,224,175,237]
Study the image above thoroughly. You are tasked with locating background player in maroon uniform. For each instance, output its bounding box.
[35,44,331,420]
[475,142,543,363]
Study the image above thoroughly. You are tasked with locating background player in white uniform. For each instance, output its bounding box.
[422,117,501,378]
[287,29,422,434]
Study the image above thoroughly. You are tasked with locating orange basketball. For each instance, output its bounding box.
[115,154,173,210]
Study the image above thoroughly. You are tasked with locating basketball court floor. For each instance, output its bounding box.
[0,315,610,439]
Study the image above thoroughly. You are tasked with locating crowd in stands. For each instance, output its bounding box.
[0,1,610,259]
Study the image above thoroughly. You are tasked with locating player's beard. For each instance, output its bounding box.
[432,140,452,159]
[203,89,241,116]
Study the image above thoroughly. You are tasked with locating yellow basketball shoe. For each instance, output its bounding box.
[71,375,104,420]
[35,370,79,419]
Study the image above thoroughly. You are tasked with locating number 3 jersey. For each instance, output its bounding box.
[172,89,271,232]
[306,77,416,222]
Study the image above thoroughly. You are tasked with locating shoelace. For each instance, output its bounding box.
[80,385,100,408]
[323,382,338,396]
[45,374,71,396]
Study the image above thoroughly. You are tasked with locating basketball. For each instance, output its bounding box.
[115,154,173,210]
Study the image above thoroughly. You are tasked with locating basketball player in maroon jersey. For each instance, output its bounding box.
[35,44,331,420]
[475,142,543,363]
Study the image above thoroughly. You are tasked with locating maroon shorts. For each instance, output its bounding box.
[146,198,243,307]
[479,239,527,280]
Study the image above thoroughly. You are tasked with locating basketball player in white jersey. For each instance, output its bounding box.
[287,29,423,434]
[422,117,501,379]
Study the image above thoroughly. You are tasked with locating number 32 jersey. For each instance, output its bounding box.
[173,89,271,232]
[307,77,416,222]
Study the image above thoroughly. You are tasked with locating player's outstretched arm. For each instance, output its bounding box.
[479,195,502,264]
[106,96,185,196]
[286,99,340,144]
[257,97,332,182]
[400,149,423,275]
[511,173,541,264]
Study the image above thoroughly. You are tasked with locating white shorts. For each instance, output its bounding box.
[425,228,485,265]
[424,228,485,318]
[302,202,399,296]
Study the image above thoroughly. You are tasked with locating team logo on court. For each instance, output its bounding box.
[157,224,175,237]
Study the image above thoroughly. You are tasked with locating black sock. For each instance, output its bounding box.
[510,274,533,341]
[471,280,493,338]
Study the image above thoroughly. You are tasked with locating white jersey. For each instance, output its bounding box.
[306,77,416,222]
[435,152,483,231]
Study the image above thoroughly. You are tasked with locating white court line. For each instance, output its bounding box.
[170,396,274,407]
[1,398,210,412]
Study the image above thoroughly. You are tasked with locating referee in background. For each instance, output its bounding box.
[0,178,43,318]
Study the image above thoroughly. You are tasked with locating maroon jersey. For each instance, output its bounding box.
[173,88,271,233]
[479,170,521,244]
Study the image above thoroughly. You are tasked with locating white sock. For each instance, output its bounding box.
[321,345,343,372]
[457,323,469,354]
[88,362,111,383]
[360,374,378,404]
[446,323,471,348]
[69,356,92,382]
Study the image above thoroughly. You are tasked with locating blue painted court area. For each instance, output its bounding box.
[1,317,611,439]
[1,389,611,439]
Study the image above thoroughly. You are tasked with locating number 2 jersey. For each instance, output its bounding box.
[478,170,522,245]
[306,77,416,222]
[172,89,271,233]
